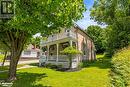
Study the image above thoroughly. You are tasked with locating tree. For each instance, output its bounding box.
[0,42,8,66]
[91,0,130,25]
[103,25,130,56]
[85,25,105,53]
[90,0,130,56]
[0,32,10,66]
[28,36,41,48]
[61,46,82,69]
[0,0,85,81]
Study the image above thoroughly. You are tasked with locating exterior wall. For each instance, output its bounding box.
[21,51,38,58]
[75,27,95,61]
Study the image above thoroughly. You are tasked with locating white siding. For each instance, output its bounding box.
[21,51,37,58]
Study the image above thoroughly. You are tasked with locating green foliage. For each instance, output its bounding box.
[8,0,86,35]
[27,36,42,48]
[111,47,130,87]
[85,25,105,53]
[78,61,89,68]
[104,24,130,57]
[91,0,130,25]
[61,46,82,69]
[0,54,4,62]
[0,0,85,79]
[91,0,130,56]
[61,46,82,55]
[44,63,63,70]
[0,0,86,55]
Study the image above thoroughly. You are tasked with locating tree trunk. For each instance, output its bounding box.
[2,51,7,66]
[6,31,27,81]
[8,46,23,81]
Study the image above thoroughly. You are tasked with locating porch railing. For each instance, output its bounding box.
[41,31,76,44]
[47,55,77,62]
[48,55,57,61]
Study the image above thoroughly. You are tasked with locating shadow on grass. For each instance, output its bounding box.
[0,72,8,80]
[12,72,51,87]
[82,56,112,69]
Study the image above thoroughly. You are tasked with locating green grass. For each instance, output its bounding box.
[0,64,27,71]
[0,55,111,87]
[0,54,4,62]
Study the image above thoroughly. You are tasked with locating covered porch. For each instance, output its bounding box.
[42,40,77,62]
[41,39,79,68]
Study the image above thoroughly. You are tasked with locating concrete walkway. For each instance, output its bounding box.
[0,59,39,66]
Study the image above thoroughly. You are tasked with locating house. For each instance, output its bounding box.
[40,25,96,68]
[21,44,40,59]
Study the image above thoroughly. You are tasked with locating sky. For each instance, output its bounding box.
[76,0,106,29]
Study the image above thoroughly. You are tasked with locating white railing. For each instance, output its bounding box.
[47,55,77,62]
[48,55,57,61]
[58,55,68,62]
[41,31,76,44]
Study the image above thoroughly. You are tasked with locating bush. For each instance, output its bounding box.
[111,47,130,87]
[45,63,63,70]
[78,61,91,68]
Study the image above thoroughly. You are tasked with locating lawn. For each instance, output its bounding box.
[0,55,111,87]
[0,54,4,62]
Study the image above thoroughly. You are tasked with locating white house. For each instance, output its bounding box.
[40,26,96,68]
[21,44,40,59]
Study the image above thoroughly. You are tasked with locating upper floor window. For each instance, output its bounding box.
[1,1,13,14]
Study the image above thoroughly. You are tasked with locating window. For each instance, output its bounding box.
[24,51,31,55]
[1,1,13,14]
[82,43,86,55]
[65,29,70,32]
[61,42,69,49]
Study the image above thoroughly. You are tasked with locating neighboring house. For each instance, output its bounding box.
[21,44,40,59]
[40,25,96,68]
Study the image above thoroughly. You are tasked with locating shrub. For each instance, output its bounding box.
[111,47,130,87]
[61,46,82,69]
[45,63,63,70]
[78,61,90,68]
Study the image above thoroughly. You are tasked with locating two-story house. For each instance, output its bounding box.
[40,25,96,68]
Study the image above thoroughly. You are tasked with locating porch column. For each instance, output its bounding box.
[70,40,73,47]
[56,43,59,62]
[47,45,49,61]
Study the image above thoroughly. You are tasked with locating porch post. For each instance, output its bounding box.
[56,43,59,62]
[47,45,49,61]
[70,40,73,47]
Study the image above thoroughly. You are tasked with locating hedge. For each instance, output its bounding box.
[111,47,130,87]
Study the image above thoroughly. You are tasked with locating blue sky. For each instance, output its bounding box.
[77,0,105,29]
